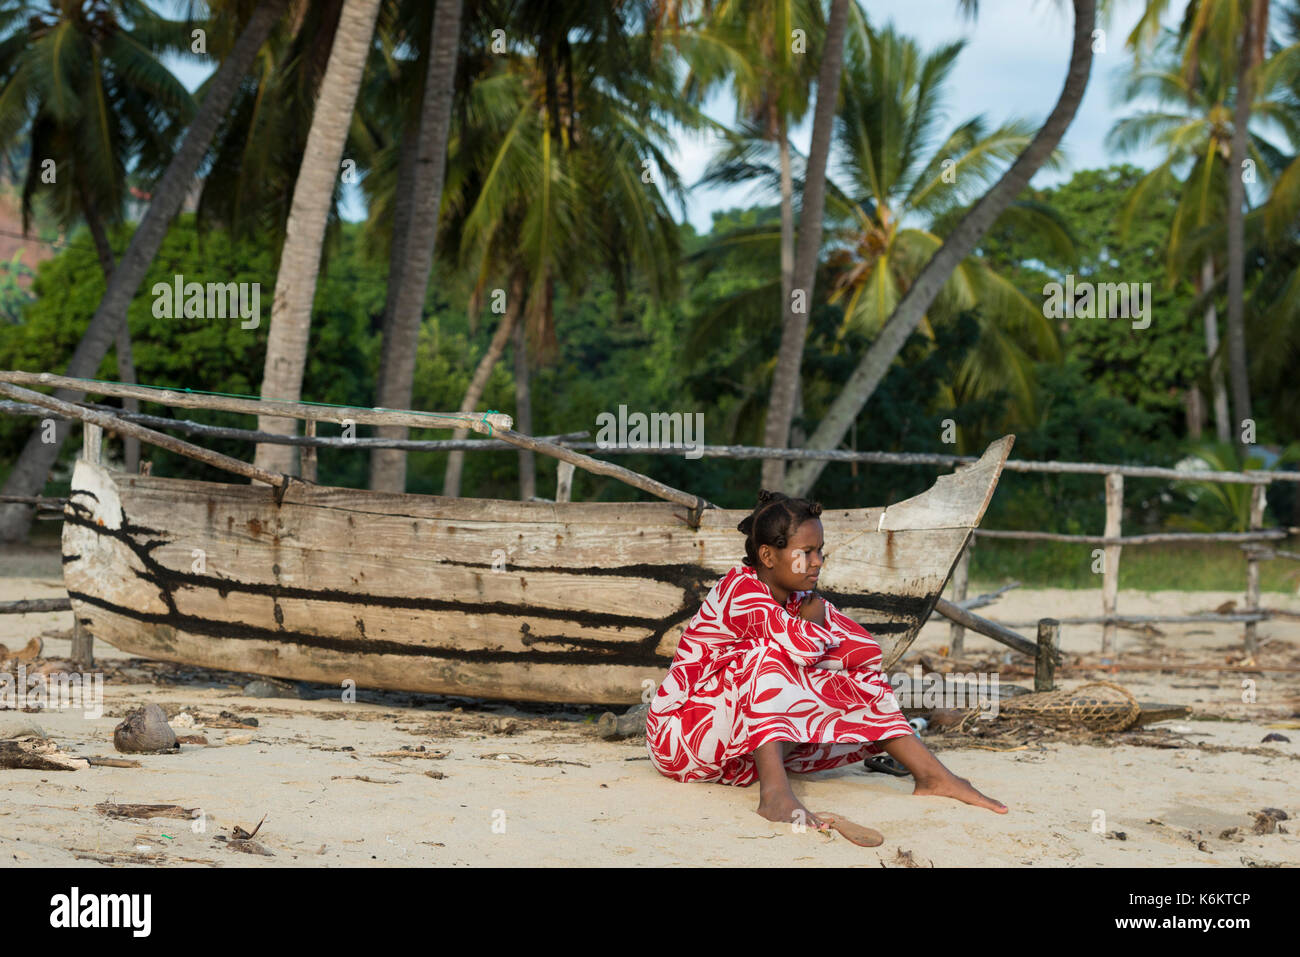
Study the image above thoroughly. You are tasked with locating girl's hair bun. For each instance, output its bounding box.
[737,490,824,567]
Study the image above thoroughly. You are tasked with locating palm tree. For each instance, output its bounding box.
[193,0,353,247]
[253,0,383,475]
[761,0,849,490]
[1108,28,1288,442]
[784,0,1098,497]
[437,1,698,497]
[1130,0,1275,449]
[0,0,196,474]
[693,22,1071,441]
[0,0,291,543]
[824,23,1069,431]
[671,0,823,488]
[368,0,464,494]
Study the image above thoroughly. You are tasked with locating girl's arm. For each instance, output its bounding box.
[724,578,837,666]
[821,596,874,643]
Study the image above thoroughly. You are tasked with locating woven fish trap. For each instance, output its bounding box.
[992,681,1141,732]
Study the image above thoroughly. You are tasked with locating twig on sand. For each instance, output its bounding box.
[480,752,590,767]
[372,748,449,759]
[96,803,197,820]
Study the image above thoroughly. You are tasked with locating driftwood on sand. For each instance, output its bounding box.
[96,802,198,820]
[0,739,89,771]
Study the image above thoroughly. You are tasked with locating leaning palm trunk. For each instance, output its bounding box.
[442,270,526,497]
[784,0,1096,497]
[760,0,849,491]
[80,187,141,473]
[253,0,383,476]
[1202,255,1230,443]
[0,0,290,543]
[369,0,464,493]
[1224,9,1257,448]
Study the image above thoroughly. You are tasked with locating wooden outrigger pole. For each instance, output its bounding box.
[0,371,710,518]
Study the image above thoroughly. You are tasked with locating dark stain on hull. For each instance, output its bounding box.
[65,589,676,667]
[62,495,935,666]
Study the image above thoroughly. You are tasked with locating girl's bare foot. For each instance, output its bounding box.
[912,771,1007,813]
[757,791,825,829]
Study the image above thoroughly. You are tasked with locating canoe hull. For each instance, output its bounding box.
[62,437,1013,704]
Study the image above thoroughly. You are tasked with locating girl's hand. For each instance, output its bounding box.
[798,593,826,625]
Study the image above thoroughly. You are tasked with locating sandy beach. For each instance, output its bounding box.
[2,544,1298,867]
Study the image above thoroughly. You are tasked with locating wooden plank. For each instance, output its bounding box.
[931,598,1052,661]
[880,435,1013,531]
[974,529,1286,544]
[83,422,102,465]
[300,419,317,483]
[0,370,513,435]
[0,598,71,614]
[1036,618,1060,692]
[1245,483,1266,654]
[998,613,1269,626]
[71,619,93,669]
[557,440,1297,485]
[1102,472,1123,655]
[948,539,971,656]
[1,381,286,489]
[491,428,707,513]
[556,460,575,503]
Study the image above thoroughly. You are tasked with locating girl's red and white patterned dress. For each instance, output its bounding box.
[645,564,913,786]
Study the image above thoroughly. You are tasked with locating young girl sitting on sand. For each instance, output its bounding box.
[645,490,1006,842]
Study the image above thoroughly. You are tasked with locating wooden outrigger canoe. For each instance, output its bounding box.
[60,435,1014,704]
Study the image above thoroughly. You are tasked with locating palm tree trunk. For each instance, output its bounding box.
[762,112,798,486]
[1225,6,1257,449]
[253,0,383,476]
[1202,254,1230,443]
[785,0,1097,498]
[760,0,849,492]
[513,319,535,500]
[369,0,464,493]
[442,269,526,497]
[79,178,141,474]
[0,0,289,543]
[1185,386,1204,439]
[369,117,419,477]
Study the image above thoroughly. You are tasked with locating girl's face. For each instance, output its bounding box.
[759,518,824,593]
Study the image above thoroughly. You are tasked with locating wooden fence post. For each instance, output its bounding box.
[1036,618,1060,691]
[949,538,972,657]
[555,460,575,503]
[71,620,94,670]
[83,422,102,465]
[1102,472,1123,656]
[74,422,101,668]
[300,419,317,483]
[1244,483,1266,654]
